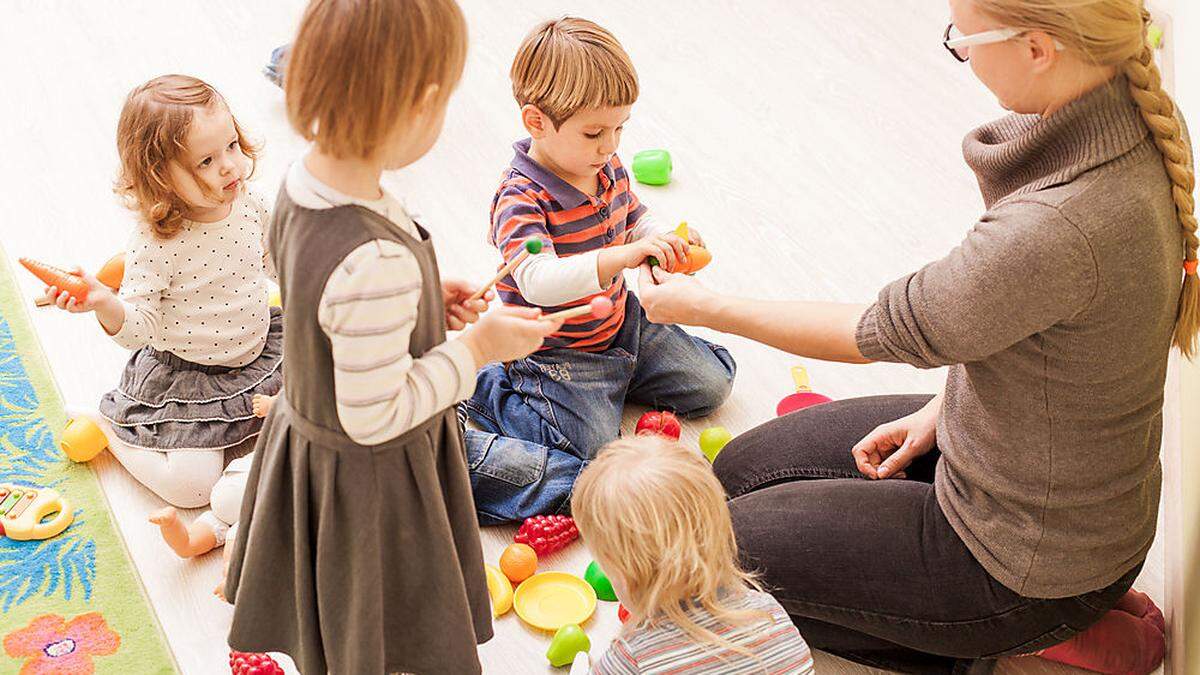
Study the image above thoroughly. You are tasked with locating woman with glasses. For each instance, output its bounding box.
[639,0,1193,672]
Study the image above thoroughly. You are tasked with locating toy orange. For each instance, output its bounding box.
[500,543,538,584]
[95,253,126,291]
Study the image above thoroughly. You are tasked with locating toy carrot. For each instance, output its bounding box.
[647,222,712,274]
[20,258,89,304]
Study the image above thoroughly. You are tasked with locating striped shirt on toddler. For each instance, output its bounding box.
[593,589,815,674]
[489,138,666,352]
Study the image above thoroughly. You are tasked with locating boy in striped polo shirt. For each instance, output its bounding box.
[463,17,736,523]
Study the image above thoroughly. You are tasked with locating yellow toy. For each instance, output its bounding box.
[485,564,514,617]
[61,416,109,462]
[513,571,597,631]
[0,484,74,540]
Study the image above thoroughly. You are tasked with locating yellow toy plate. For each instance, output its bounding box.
[513,572,597,632]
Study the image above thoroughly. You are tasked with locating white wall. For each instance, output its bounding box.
[1150,2,1200,674]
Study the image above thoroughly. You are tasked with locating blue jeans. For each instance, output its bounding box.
[464,293,736,524]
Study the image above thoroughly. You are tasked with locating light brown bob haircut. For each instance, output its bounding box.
[510,17,639,128]
[285,0,469,159]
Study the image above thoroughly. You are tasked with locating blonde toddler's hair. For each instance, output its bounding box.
[572,435,767,654]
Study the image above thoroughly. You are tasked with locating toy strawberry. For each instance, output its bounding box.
[229,650,284,675]
[514,514,579,556]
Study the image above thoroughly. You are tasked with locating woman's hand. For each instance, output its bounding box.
[637,264,719,326]
[851,395,941,479]
[441,278,491,331]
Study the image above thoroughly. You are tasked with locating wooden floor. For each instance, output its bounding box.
[0,1,1165,673]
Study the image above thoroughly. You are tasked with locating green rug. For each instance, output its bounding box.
[0,250,177,674]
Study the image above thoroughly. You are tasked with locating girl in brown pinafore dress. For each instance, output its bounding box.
[225,189,491,675]
[222,1,561,672]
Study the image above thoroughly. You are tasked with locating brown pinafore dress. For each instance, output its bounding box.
[224,188,493,674]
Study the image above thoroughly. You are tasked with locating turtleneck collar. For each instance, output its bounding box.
[963,76,1148,209]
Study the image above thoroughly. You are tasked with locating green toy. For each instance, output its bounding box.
[1148,23,1164,49]
[584,560,617,601]
[546,623,591,668]
[632,149,672,185]
[699,426,733,463]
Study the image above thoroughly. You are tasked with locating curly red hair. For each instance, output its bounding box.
[114,74,259,238]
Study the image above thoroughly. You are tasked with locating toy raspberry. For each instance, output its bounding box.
[229,650,284,675]
[514,514,579,556]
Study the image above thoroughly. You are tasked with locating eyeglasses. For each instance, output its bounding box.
[943,23,1064,63]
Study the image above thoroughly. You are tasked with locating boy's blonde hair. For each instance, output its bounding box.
[511,17,639,127]
[115,75,259,239]
[572,435,766,653]
[977,0,1197,356]
[286,0,468,159]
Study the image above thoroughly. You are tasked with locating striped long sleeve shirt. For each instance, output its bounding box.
[286,158,475,446]
[593,590,815,674]
[489,139,672,351]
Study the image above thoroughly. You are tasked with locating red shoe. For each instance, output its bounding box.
[1038,606,1165,675]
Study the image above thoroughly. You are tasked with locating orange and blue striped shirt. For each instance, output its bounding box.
[489,138,648,351]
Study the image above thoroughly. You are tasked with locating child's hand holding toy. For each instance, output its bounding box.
[460,306,565,367]
[441,278,492,331]
[24,259,125,335]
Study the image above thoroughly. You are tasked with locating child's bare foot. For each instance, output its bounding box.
[252,394,277,418]
[149,507,217,558]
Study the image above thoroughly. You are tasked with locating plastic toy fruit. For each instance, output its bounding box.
[485,563,514,617]
[646,222,711,274]
[20,258,89,303]
[632,149,672,185]
[229,651,284,675]
[776,365,833,416]
[0,484,73,541]
[515,514,579,556]
[584,560,617,601]
[635,410,681,440]
[699,426,733,463]
[546,623,591,667]
[95,253,125,291]
[61,417,108,463]
[500,543,538,584]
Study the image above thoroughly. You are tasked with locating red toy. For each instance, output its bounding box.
[635,411,681,440]
[776,366,832,416]
[229,651,284,675]
[618,604,630,623]
[514,514,579,556]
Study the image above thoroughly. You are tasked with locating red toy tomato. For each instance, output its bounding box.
[635,411,681,439]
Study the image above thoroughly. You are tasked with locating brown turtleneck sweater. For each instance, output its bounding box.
[856,78,1185,598]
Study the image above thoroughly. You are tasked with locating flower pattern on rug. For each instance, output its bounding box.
[3,612,120,674]
[0,316,97,612]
